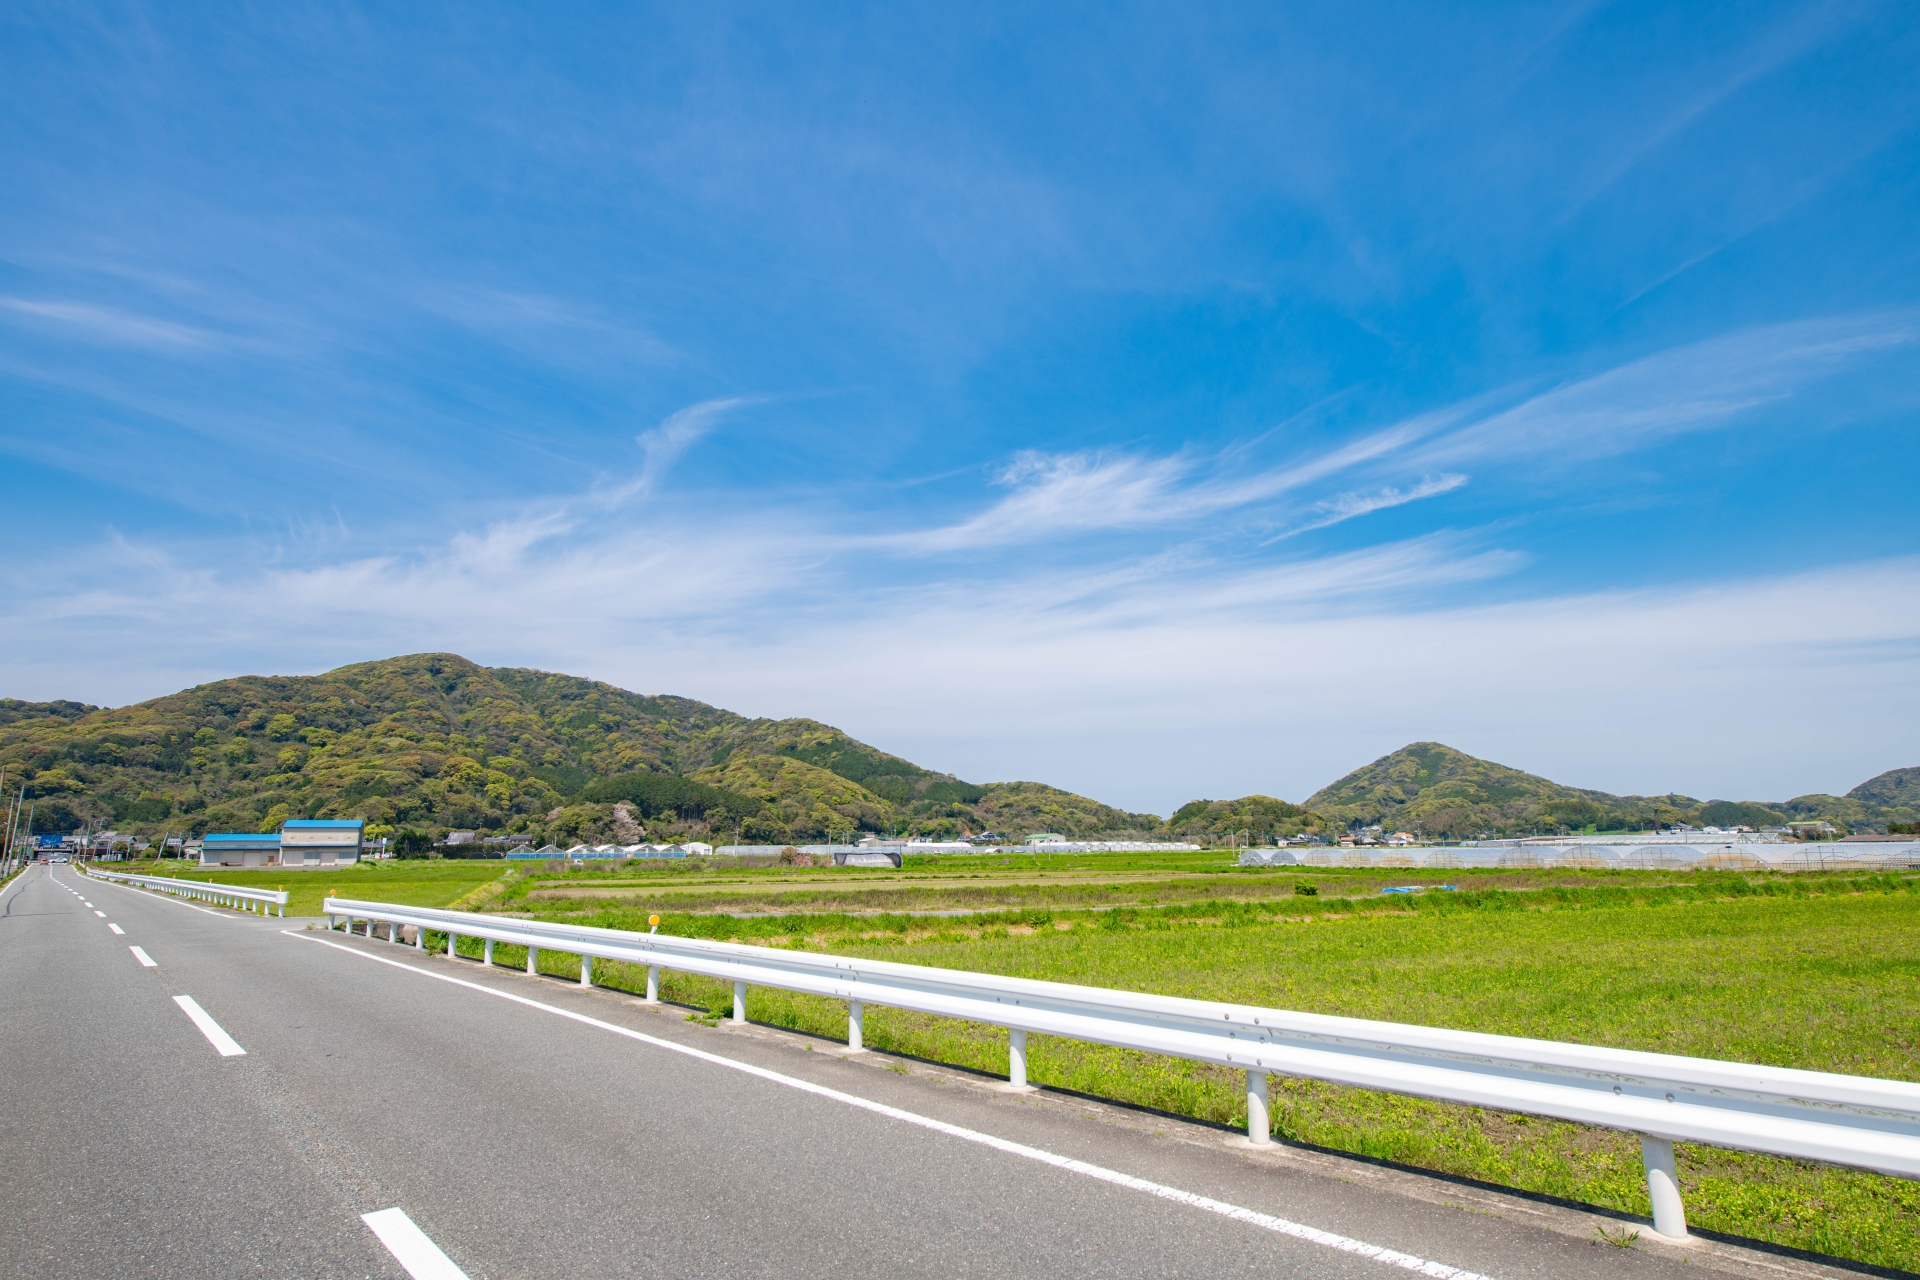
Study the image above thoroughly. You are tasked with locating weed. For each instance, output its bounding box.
[1594,1225,1640,1248]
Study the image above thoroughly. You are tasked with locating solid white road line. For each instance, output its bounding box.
[129,945,157,968]
[172,995,246,1057]
[362,1207,471,1280]
[108,923,125,935]
[291,932,1491,1280]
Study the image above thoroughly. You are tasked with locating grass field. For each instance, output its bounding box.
[113,853,1920,1268]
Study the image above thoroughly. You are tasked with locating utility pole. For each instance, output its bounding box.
[1,783,14,875]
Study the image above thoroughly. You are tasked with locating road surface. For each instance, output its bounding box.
[0,866,1849,1279]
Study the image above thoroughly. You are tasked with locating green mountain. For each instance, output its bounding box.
[1777,766,1920,829]
[1848,766,1920,810]
[1165,795,1320,841]
[1306,742,1918,838]
[6,659,1911,848]
[0,653,1162,844]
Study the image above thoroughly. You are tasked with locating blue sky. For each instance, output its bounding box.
[4,1,1918,813]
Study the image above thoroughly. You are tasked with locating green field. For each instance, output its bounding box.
[112,853,1920,1269]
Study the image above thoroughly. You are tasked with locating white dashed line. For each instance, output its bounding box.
[108,923,125,935]
[93,910,106,917]
[172,995,246,1056]
[129,946,157,967]
[361,1207,470,1280]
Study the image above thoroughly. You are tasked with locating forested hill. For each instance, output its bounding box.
[1308,742,1919,838]
[0,654,1163,844]
[5,658,1911,846]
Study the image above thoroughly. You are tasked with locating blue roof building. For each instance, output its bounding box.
[198,819,367,868]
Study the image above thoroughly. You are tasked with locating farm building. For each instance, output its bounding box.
[280,819,365,866]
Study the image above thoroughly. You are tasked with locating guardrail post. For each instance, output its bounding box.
[414,926,423,950]
[580,955,591,987]
[1640,1137,1688,1240]
[646,966,659,1002]
[1009,1029,1028,1089]
[848,1000,864,1051]
[388,921,397,944]
[447,931,458,958]
[1247,1069,1271,1145]
[527,946,538,974]
[484,938,494,966]
[733,982,747,1024]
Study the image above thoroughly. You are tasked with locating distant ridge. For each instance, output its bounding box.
[1307,742,1917,839]
[2,659,1913,845]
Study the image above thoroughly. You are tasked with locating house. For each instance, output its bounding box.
[280,819,365,866]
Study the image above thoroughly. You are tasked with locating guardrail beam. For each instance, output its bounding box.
[312,886,1920,1242]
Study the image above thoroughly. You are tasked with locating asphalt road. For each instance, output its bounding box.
[0,866,1835,1279]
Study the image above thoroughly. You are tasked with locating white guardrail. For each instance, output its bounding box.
[320,895,1920,1245]
[84,867,289,916]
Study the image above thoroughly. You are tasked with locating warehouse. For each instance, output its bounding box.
[199,833,280,867]
[279,819,364,866]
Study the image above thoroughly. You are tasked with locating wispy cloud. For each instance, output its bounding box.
[1268,474,1471,541]
[1408,313,1917,468]
[627,397,747,501]
[893,450,1195,552]
[886,312,1916,556]
[0,298,213,349]
[413,286,682,367]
